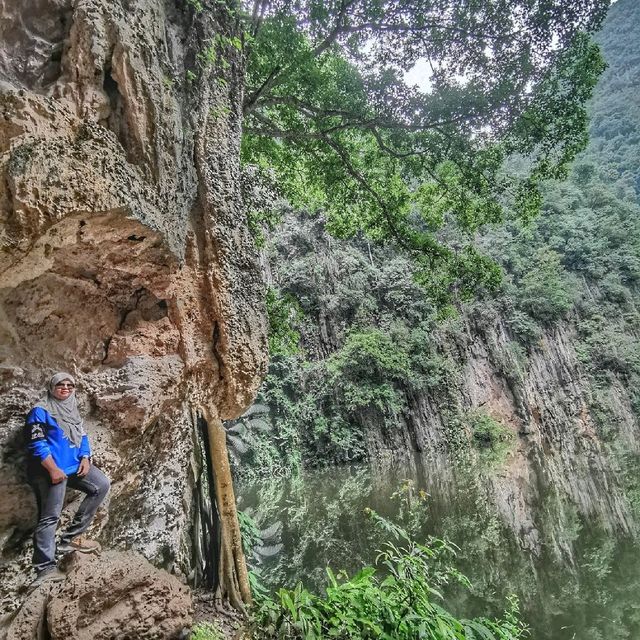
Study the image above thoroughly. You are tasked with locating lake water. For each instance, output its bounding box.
[238,454,640,639]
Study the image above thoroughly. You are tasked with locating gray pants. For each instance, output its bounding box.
[30,465,110,573]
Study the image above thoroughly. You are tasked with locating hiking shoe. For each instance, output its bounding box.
[32,567,65,587]
[58,537,101,555]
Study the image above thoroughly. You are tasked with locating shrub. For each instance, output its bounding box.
[266,287,303,357]
[326,328,413,414]
[515,249,574,323]
[468,411,515,467]
[577,317,640,377]
[249,512,528,639]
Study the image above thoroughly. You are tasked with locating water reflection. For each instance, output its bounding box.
[237,453,640,640]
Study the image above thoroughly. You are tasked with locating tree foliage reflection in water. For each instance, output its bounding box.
[237,459,640,639]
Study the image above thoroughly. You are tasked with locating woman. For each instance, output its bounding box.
[25,372,110,585]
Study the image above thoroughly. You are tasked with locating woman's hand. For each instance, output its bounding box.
[49,466,67,484]
[41,455,67,484]
[78,457,91,477]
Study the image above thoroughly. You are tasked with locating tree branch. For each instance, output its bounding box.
[244,0,358,116]
[255,95,363,119]
[248,93,474,134]
[369,127,429,159]
[310,0,358,57]
[317,131,412,247]
[243,65,283,115]
[338,19,519,42]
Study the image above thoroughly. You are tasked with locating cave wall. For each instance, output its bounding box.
[0,0,267,626]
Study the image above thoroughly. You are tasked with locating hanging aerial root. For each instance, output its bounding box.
[201,404,253,612]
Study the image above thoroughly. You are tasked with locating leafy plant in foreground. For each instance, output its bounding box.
[190,621,225,640]
[249,511,528,639]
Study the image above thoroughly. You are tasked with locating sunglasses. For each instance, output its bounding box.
[55,383,75,389]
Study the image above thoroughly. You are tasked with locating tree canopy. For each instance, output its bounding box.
[237,0,610,301]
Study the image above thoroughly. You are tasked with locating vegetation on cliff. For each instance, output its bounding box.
[233,0,640,478]
[241,0,609,300]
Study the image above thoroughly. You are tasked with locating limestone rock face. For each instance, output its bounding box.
[0,0,267,630]
[6,551,192,640]
[361,313,636,555]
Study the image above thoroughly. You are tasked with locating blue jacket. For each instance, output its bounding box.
[25,406,91,476]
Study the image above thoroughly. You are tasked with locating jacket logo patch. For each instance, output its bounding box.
[30,425,45,440]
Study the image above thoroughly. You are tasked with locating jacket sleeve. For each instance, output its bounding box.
[25,408,51,461]
[79,434,91,458]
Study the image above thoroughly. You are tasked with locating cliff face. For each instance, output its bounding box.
[0,0,267,631]
[254,0,640,560]
[264,213,638,561]
[364,313,637,553]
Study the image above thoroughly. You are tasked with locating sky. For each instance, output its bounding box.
[404,59,433,93]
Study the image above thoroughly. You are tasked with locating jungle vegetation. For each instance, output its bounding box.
[238,0,640,478]
[187,0,618,621]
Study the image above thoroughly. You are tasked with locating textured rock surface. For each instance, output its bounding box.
[363,312,637,555]
[0,0,267,631]
[6,551,192,640]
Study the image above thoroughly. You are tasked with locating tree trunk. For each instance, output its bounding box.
[203,405,253,610]
[186,2,265,611]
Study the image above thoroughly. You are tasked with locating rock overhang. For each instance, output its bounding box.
[0,0,268,626]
